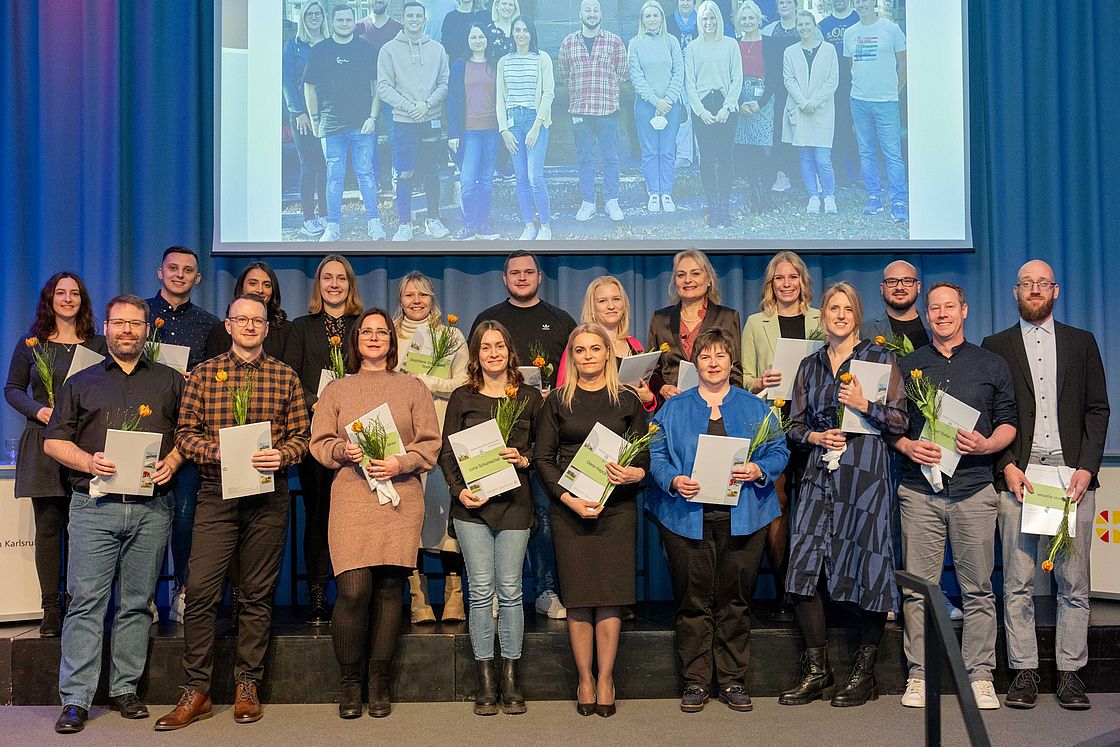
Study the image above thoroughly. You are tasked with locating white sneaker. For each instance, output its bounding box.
[647,194,661,213]
[971,680,1000,710]
[534,590,567,619]
[169,587,186,624]
[823,195,838,214]
[425,218,450,239]
[946,599,964,621]
[901,677,925,708]
[149,600,159,624]
[519,224,538,241]
[661,194,676,213]
[319,222,341,242]
[367,219,386,241]
[807,195,821,214]
[301,219,325,237]
[392,223,413,241]
[771,170,792,192]
[605,198,624,221]
[575,201,596,221]
[535,226,552,241]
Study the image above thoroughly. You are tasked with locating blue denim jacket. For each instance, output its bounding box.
[283,37,312,115]
[648,387,788,540]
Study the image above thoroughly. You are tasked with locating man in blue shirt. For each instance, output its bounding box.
[891,282,1017,711]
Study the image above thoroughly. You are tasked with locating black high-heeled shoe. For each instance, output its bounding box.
[576,681,596,716]
[596,680,616,718]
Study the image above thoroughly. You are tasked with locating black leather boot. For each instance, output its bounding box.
[307,584,329,626]
[40,593,62,637]
[368,659,392,717]
[831,645,879,707]
[474,660,499,716]
[338,665,363,719]
[779,647,835,705]
[499,658,527,715]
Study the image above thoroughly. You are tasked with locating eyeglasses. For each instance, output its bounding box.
[882,277,918,288]
[1016,280,1056,291]
[228,316,268,328]
[107,319,147,331]
[358,328,391,340]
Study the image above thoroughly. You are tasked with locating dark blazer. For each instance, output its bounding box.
[647,302,743,398]
[981,320,1110,490]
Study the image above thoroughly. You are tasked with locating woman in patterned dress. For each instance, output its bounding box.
[781,282,907,708]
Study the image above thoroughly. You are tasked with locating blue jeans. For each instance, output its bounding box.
[572,112,621,202]
[634,98,681,195]
[459,129,500,232]
[171,461,200,587]
[59,492,173,709]
[391,120,443,223]
[322,128,379,224]
[507,107,551,224]
[799,146,836,197]
[454,519,530,660]
[850,98,908,205]
[291,118,327,221]
[527,472,557,595]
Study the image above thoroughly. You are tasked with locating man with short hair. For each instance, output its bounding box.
[558,0,629,223]
[146,246,220,626]
[892,282,1017,711]
[304,4,386,242]
[983,260,1109,711]
[46,295,186,734]
[818,0,860,184]
[865,260,929,349]
[154,296,310,730]
[378,1,451,241]
[844,0,908,221]
[470,251,576,619]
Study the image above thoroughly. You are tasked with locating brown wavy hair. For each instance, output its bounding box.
[345,308,398,373]
[31,272,97,341]
[466,321,524,392]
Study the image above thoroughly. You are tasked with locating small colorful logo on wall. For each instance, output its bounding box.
[1096,510,1119,543]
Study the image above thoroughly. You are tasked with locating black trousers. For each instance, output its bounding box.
[659,511,767,688]
[183,480,288,691]
[297,457,333,587]
[693,115,738,207]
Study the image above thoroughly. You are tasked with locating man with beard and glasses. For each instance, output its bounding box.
[982,260,1109,711]
[864,260,930,349]
[45,295,186,734]
[470,250,576,620]
[558,0,629,223]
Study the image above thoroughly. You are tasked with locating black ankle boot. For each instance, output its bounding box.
[499,658,527,714]
[779,647,835,705]
[474,660,499,716]
[307,584,329,626]
[338,665,363,719]
[368,659,392,718]
[831,645,879,707]
[40,594,62,638]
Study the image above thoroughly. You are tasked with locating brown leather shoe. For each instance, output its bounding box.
[153,688,213,731]
[233,679,263,723]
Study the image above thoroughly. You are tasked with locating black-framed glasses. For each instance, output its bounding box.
[1016,280,1056,291]
[358,328,391,340]
[107,319,147,331]
[228,316,268,328]
[882,277,918,288]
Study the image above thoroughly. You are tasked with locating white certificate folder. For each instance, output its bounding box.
[448,419,520,500]
[89,429,162,497]
[219,421,275,500]
[689,434,752,506]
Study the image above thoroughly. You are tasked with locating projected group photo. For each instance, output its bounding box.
[275,0,914,245]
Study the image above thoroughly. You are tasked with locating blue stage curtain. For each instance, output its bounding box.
[2,0,1116,459]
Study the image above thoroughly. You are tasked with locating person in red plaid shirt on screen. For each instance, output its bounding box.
[558,0,628,224]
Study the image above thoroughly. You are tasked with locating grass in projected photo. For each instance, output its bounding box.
[279,0,911,244]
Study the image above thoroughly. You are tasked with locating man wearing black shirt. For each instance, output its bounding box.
[891,282,1017,712]
[45,295,185,733]
[865,260,930,349]
[470,251,576,618]
[304,4,385,242]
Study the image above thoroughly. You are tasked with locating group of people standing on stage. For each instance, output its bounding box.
[6,245,1106,734]
[283,0,909,242]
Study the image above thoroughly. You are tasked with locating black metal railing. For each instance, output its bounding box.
[895,571,991,747]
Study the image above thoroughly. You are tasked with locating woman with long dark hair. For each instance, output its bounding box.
[4,272,105,636]
[205,262,290,359]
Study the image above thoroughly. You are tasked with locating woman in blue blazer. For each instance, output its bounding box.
[648,327,789,714]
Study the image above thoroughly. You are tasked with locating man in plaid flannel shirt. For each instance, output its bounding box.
[558,0,628,223]
[156,295,310,730]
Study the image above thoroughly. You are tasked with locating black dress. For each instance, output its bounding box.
[534,387,649,608]
[4,335,107,497]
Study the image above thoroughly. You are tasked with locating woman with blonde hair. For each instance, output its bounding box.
[740,249,819,621]
[534,323,649,717]
[485,0,520,62]
[284,254,365,625]
[648,249,742,403]
[392,271,470,624]
[283,1,328,237]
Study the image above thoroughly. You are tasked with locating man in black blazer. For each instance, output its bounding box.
[982,259,1110,711]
